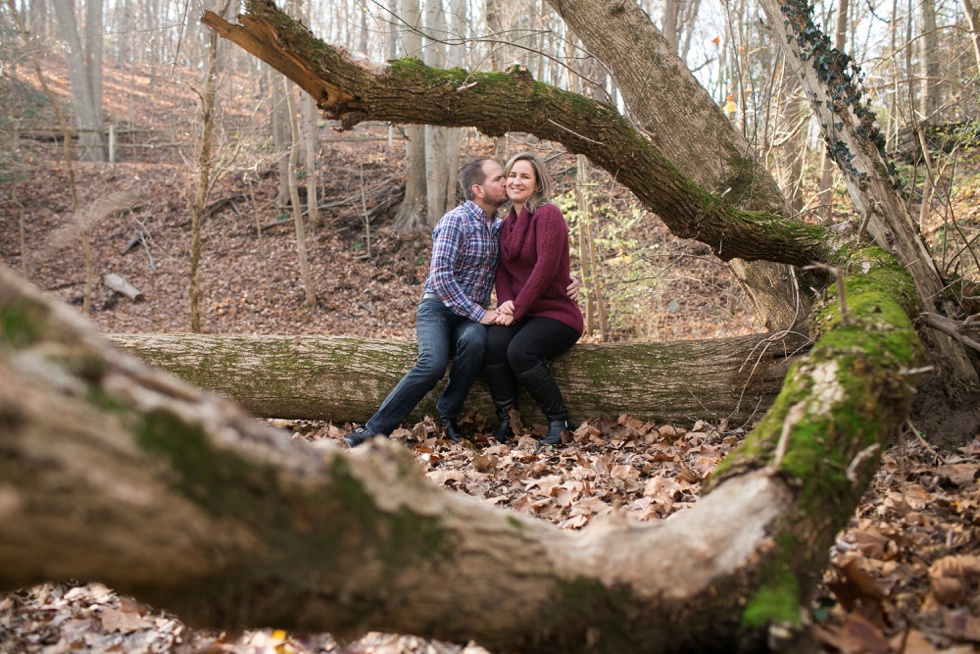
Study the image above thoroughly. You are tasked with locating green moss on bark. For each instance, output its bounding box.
[0,298,48,349]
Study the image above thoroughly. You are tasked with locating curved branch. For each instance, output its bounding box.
[202,1,834,268]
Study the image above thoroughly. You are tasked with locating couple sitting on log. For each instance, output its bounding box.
[343,153,584,448]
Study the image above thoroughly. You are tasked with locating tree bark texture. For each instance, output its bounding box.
[0,227,923,652]
[544,0,804,330]
[107,331,806,426]
[200,1,835,271]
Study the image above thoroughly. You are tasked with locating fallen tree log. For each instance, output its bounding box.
[0,239,923,653]
[108,331,809,426]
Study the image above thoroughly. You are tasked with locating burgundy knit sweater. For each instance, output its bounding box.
[496,202,584,335]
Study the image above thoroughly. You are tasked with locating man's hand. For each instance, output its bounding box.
[480,309,499,325]
[567,276,581,302]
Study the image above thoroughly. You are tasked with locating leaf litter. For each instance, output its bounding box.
[2,418,976,654]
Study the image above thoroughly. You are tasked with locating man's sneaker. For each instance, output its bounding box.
[343,427,377,448]
[439,417,466,443]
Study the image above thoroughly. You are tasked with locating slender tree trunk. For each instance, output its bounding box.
[298,0,320,230]
[189,0,226,333]
[486,0,510,160]
[918,0,940,122]
[961,0,980,72]
[662,0,680,53]
[393,0,426,232]
[84,0,104,128]
[284,80,317,307]
[816,0,850,225]
[301,95,321,230]
[423,0,452,225]
[269,64,291,209]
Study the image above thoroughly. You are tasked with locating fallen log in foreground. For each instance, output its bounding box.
[109,332,809,426]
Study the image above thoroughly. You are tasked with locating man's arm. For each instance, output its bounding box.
[428,217,487,322]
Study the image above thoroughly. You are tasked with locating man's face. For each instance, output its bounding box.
[478,160,508,208]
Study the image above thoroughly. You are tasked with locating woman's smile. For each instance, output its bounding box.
[506,160,538,206]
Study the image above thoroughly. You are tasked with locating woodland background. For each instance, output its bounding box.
[1,0,979,651]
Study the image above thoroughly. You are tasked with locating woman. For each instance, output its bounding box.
[485,152,584,446]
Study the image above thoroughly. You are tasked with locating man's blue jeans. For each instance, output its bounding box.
[364,298,488,436]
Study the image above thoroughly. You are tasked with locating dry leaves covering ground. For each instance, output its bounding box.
[1,63,979,654]
[1,424,977,654]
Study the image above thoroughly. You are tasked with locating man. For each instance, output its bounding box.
[342,158,508,447]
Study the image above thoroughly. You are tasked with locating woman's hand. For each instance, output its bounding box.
[494,312,516,326]
[497,300,515,316]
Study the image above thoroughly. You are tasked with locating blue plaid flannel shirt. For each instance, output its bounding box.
[423,200,501,322]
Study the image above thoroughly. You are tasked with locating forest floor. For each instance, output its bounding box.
[0,61,979,654]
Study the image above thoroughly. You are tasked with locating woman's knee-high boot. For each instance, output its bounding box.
[515,362,571,446]
[484,362,517,443]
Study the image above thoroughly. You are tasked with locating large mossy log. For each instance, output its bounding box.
[0,241,924,653]
[108,332,808,425]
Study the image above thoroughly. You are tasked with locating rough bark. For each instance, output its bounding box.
[545,0,804,330]
[0,230,923,652]
[108,331,805,425]
[200,2,834,269]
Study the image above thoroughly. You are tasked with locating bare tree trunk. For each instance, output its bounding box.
[299,0,320,230]
[816,0,850,225]
[485,0,510,160]
[52,0,106,162]
[301,94,321,230]
[393,0,427,232]
[423,0,453,225]
[961,0,980,72]
[284,80,317,307]
[574,155,608,340]
[918,0,940,122]
[188,0,226,333]
[84,0,103,128]
[269,64,291,209]
[662,0,680,53]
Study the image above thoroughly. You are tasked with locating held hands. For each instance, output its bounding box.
[483,301,515,326]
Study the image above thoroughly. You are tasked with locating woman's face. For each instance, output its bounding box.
[506,160,539,205]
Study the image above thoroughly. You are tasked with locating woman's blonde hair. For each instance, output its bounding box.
[503,152,552,213]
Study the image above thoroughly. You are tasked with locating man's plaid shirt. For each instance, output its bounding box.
[423,200,501,322]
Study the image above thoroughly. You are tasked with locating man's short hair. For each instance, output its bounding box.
[459,158,493,201]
